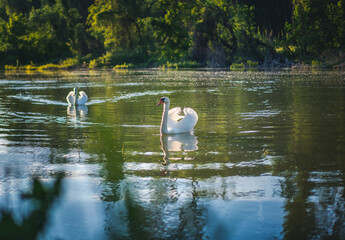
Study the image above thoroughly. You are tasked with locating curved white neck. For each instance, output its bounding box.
[160,102,170,134]
[74,91,79,106]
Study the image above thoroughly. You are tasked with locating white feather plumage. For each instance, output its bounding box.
[66,88,88,106]
[157,97,198,134]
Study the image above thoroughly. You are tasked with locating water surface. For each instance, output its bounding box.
[1,69,345,239]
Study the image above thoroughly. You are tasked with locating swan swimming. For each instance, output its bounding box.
[66,88,88,106]
[157,97,198,134]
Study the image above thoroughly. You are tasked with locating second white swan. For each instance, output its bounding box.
[66,88,88,106]
[157,97,198,134]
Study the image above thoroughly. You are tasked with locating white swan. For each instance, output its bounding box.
[157,97,198,134]
[66,88,88,106]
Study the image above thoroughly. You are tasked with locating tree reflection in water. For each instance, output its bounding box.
[279,155,345,239]
[0,173,63,239]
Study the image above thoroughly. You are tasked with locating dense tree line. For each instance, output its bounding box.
[0,0,344,67]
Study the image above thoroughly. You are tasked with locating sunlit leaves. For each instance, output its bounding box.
[0,0,89,64]
[87,0,155,64]
[287,0,345,56]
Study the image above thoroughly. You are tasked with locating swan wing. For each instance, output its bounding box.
[66,91,75,105]
[78,91,88,105]
[168,107,183,123]
[179,107,198,130]
[168,107,198,133]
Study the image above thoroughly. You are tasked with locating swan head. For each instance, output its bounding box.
[157,97,170,106]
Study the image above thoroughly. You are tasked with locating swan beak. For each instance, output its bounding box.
[157,99,164,106]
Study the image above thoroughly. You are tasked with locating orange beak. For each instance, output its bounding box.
[157,99,164,106]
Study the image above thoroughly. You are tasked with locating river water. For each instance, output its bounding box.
[0,69,345,239]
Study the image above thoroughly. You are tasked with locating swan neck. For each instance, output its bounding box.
[74,89,79,106]
[160,103,170,134]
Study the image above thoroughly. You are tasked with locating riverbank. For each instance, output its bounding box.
[2,50,345,71]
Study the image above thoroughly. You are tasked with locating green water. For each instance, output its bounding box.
[0,69,345,239]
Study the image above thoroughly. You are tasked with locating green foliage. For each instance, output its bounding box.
[160,61,178,69]
[87,0,155,65]
[286,0,345,58]
[4,58,80,70]
[113,62,133,69]
[38,63,65,70]
[247,60,258,68]
[60,58,80,68]
[159,60,200,69]
[1,0,343,67]
[151,0,191,62]
[88,59,98,69]
[230,60,258,69]
[311,60,321,68]
[86,0,269,67]
[176,60,200,68]
[4,65,19,70]
[0,0,96,65]
[230,62,245,69]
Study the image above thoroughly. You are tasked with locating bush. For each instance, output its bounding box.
[113,63,133,69]
[230,62,245,69]
[88,59,99,69]
[247,60,258,68]
[59,58,80,68]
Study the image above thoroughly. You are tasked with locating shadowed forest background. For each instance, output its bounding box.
[0,0,344,68]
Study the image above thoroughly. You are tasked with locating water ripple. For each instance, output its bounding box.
[8,90,172,106]
[8,94,67,106]
[237,109,281,119]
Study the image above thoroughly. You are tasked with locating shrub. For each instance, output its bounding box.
[247,60,258,68]
[113,63,133,69]
[230,62,245,69]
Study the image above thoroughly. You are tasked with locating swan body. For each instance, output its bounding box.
[66,88,88,106]
[157,97,198,134]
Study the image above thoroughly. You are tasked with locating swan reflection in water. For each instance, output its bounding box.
[67,105,88,127]
[67,105,88,117]
[66,105,89,160]
[160,132,198,165]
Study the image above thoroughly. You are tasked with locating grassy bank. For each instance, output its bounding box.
[2,49,345,72]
